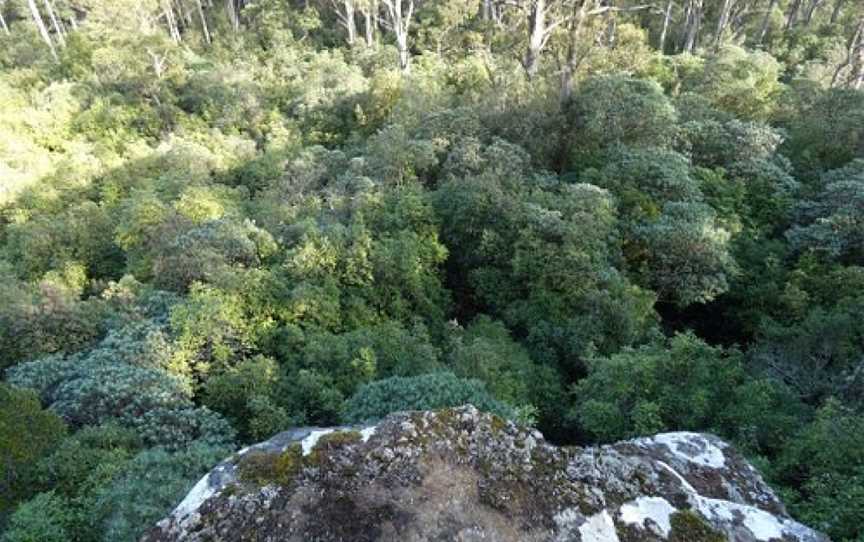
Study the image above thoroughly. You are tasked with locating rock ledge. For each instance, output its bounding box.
[144,405,827,542]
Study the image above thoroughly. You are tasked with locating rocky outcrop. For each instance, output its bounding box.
[144,406,827,542]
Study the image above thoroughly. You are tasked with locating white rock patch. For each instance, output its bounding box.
[651,432,726,468]
[693,496,819,541]
[619,496,677,537]
[173,473,217,519]
[301,429,336,455]
[360,426,377,442]
[656,460,697,493]
[578,510,620,542]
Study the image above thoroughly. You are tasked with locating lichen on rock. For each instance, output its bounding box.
[143,405,828,542]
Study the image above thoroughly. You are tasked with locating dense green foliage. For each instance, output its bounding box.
[342,372,516,423]
[2,0,864,539]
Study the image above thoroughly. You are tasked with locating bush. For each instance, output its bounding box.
[6,356,234,449]
[571,333,797,444]
[565,75,677,168]
[787,160,864,264]
[203,356,295,442]
[91,442,232,542]
[681,46,782,120]
[34,424,140,500]
[0,272,110,369]
[634,202,736,306]
[0,384,67,515]
[341,372,516,424]
[2,491,72,542]
[277,369,345,427]
[292,321,442,397]
[581,146,702,221]
[777,400,864,541]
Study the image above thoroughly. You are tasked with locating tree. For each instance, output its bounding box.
[572,332,800,445]
[0,1,9,35]
[2,491,72,542]
[681,0,703,53]
[682,45,782,120]
[787,160,864,263]
[380,0,416,71]
[565,75,678,167]
[26,0,58,60]
[330,0,358,44]
[831,16,864,90]
[1,384,67,515]
[634,202,736,306]
[341,372,517,423]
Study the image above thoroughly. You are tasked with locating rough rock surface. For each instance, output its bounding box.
[144,406,827,542]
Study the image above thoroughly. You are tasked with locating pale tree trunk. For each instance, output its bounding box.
[0,1,9,35]
[681,0,702,53]
[359,0,377,46]
[196,0,211,44]
[396,28,409,69]
[524,0,547,78]
[560,0,589,101]
[850,19,864,89]
[331,0,358,45]
[729,0,752,41]
[482,0,492,20]
[164,0,181,42]
[177,0,193,27]
[803,0,825,26]
[831,17,864,87]
[381,0,415,71]
[757,0,778,43]
[364,8,373,45]
[714,0,734,48]
[785,0,802,29]
[605,7,617,46]
[27,0,57,60]
[363,8,375,47]
[346,0,357,44]
[659,0,674,52]
[226,0,239,31]
[830,0,844,24]
[43,0,65,46]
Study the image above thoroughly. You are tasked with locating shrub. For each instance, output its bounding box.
[0,275,109,369]
[787,160,864,264]
[91,442,232,542]
[341,372,515,424]
[203,356,295,442]
[634,202,736,306]
[277,369,345,427]
[2,491,72,542]
[581,146,702,221]
[565,75,677,168]
[6,356,234,449]
[293,321,442,396]
[777,400,864,541]
[571,333,795,444]
[0,384,67,514]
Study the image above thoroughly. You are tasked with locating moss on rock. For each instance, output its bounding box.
[237,443,304,486]
[669,510,726,542]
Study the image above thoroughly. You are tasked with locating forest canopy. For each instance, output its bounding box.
[1,0,864,540]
